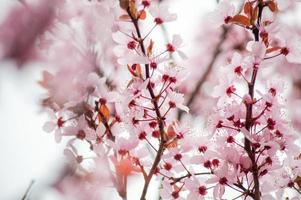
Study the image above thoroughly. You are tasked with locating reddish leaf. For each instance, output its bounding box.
[147,39,154,57]
[129,0,138,19]
[119,0,129,10]
[244,2,253,18]
[99,104,110,123]
[166,124,176,139]
[139,10,146,20]
[296,176,301,189]
[127,64,142,77]
[119,14,131,21]
[114,158,140,177]
[251,7,258,24]
[268,1,278,12]
[266,47,281,54]
[230,15,251,27]
[165,139,178,149]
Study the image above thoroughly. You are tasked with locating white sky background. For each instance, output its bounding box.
[0,0,301,200]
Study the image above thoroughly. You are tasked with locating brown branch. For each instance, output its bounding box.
[126,9,167,200]
[178,26,229,120]
[170,172,212,184]
[233,183,255,199]
[243,2,265,200]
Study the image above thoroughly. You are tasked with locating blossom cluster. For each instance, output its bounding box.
[0,0,301,199]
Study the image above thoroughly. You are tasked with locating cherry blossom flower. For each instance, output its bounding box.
[207,164,236,199]
[63,116,97,141]
[185,177,207,200]
[225,52,250,78]
[167,91,189,113]
[166,35,188,60]
[43,108,71,143]
[149,4,177,25]
[246,41,267,64]
[160,180,184,200]
[208,0,236,27]
[280,36,301,64]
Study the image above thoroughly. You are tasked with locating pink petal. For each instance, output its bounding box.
[213,184,225,199]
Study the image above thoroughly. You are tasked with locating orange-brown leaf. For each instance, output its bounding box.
[295,176,301,189]
[230,15,251,27]
[147,39,154,57]
[266,47,281,54]
[119,0,129,10]
[268,1,278,12]
[129,0,138,19]
[167,124,176,139]
[251,7,258,24]
[139,10,146,20]
[127,64,142,77]
[244,2,253,18]
[136,64,142,77]
[115,158,140,177]
[119,14,131,21]
[99,104,110,122]
[165,140,178,149]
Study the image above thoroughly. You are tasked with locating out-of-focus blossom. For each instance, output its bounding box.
[0,0,58,65]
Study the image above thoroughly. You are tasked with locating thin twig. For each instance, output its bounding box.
[21,180,35,200]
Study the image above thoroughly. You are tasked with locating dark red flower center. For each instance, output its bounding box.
[219,177,228,185]
[127,41,137,50]
[76,130,86,140]
[224,16,232,24]
[167,43,175,52]
[174,153,182,161]
[281,47,289,56]
[198,145,207,153]
[198,186,207,195]
[155,17,163,25]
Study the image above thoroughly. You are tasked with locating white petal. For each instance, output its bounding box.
[172,34,183,48]
[178,103,189,113]
[43,121,56,133]
[54,129,62,143]
[112,31,128,44]
[177,50,188,60]
[164,13,177,22]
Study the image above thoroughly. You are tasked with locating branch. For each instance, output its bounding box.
[178,26,229,120]
[126,9,167,200]
[21,180,35,200]
[170,172,212,184]
[243,2,265,200]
